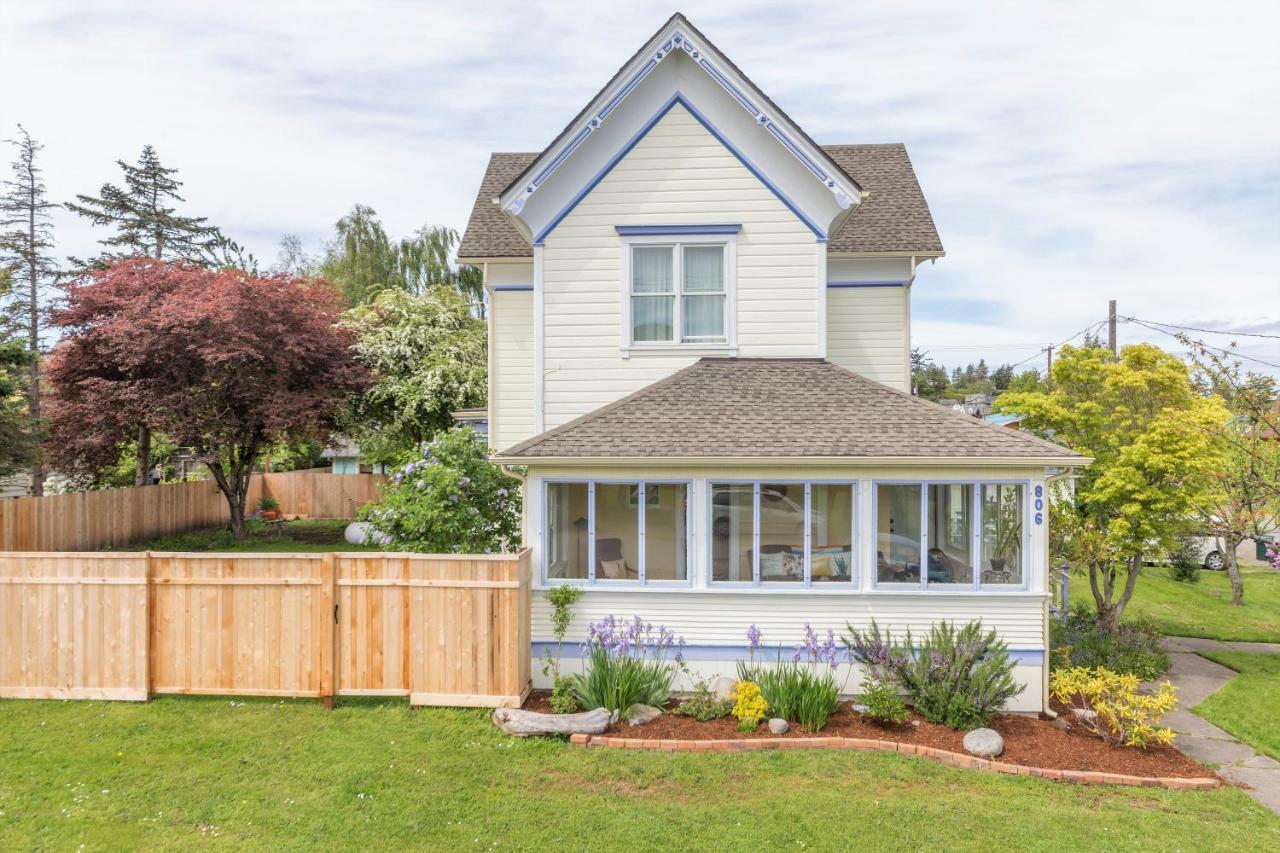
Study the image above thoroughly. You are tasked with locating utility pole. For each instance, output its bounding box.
[1108,299,1118,358]
[1046,344,1053,377]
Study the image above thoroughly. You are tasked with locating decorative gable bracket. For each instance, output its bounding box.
[503,25,861,217]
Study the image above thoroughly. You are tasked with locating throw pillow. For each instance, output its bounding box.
[601,559,627,579]
[760,551,787,578]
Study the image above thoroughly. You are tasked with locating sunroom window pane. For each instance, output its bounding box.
[682,245,724,292]
[644,483,688,581]
[594,483,639,581]
[632,246,673,293]
[682,294,724,340]
[711,484,754,583]
[981,484,1024,585]
[632,296,674,342]
[811,485,854,583]
[877,484,921,583]
[758,484,804,582]
[927,484,974,585]
[546,482,588,580]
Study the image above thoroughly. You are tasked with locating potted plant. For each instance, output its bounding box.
[985,489,1022,581]
[258,497,281,521]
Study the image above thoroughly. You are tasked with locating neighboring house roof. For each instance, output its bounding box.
[984,413,1024,428]
[498,358,1083,462]
[320,438,361,459]
[457,144,942,260]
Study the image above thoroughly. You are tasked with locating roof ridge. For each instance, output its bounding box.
[817,360,1079,457]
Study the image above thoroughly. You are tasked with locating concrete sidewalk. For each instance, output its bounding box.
[1161,637,1280,814]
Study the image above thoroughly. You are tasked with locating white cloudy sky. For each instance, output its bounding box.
[3,0,1278,374]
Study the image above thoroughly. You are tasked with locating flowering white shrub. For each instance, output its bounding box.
[360,427,521,554]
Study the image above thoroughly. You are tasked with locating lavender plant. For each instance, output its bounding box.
[572,615,686,714]
[843,619,1022,730]
[737,624,851,732]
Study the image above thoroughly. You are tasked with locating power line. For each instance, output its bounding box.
[1124,317,1280,371]
[1123,316,1280,341]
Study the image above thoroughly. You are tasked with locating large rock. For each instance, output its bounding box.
[768,718,789,735]
[344,521,390,546]
[493,707,614,737]
[962,727,1004,758]
[625,704,663,726]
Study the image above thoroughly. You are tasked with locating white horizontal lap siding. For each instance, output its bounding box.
[491,289,534,449]
[541,104,818,429]
[530,591,1046,649]
[825,256,912,391]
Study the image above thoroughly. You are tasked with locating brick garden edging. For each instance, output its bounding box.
[568,733,1220,791]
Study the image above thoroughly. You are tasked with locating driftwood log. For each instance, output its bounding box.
[493,707,615,737]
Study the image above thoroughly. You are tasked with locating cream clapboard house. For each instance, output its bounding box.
[458,14,1087,712]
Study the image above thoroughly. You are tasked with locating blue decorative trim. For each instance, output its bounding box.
[532,641,1045,666]
[826,280,908,289]
[505,28,858,216]
[697,57,760,116]
[492,284,533,292]
[534,92,826,244]
[532,125,592,188]
[598,58,658,120]
[614,224,742,236]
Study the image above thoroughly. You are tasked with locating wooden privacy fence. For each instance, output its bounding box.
[0,549,530,707]
[0,470,385,553]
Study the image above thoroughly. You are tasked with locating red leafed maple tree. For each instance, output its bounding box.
[45,258,369,538]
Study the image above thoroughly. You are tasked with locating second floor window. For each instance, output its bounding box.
[630,243,727,344]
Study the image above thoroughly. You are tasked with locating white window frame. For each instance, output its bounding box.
[542,478,694,588]
[707,480,860,589]
[619,234,737,354]
[871,479,1031,593]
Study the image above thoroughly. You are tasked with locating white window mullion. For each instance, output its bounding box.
[638,482,647,584]
[672,244,683,344]
[803,482,812,587]
[972,482,982,591]
[752,482,761,587]
[587,481,596,584]
[919,483,928,591]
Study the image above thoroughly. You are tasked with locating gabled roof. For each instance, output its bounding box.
[497,13,862,219]
[457,145,943,260]
[497,359,1084,463]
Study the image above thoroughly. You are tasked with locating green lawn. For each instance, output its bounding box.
[1194,651,1280,761]
[0,698,1275,851]
[118,519,381,553]
[1069,567,1280,643]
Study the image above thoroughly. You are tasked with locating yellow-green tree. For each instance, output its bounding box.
[998,344,1227,631]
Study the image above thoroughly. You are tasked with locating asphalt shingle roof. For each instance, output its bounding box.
[457,144,941,259]
[498,358,1082,461]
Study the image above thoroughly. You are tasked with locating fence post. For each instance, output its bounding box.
[319,552,337,708]
[144,551,154,700]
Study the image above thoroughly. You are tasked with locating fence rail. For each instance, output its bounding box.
[0,549,530,707]
[0,471,385,553]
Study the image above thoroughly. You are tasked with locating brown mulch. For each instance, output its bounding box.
[523,693,1213,779]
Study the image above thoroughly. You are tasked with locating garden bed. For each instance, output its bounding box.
[525,693,1216,783]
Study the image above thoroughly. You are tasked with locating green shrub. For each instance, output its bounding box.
[672,680,732,721]
[737,625,847,732]
[549,676,579,715]
[360,427,521,553]
[844,619,1023,731]
[1050,604,1169,680]
[1168,538,1202,583]
[572,615,682,714]
[858,674,908,726]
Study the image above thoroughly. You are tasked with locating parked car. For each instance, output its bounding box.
[711,486,825,538]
